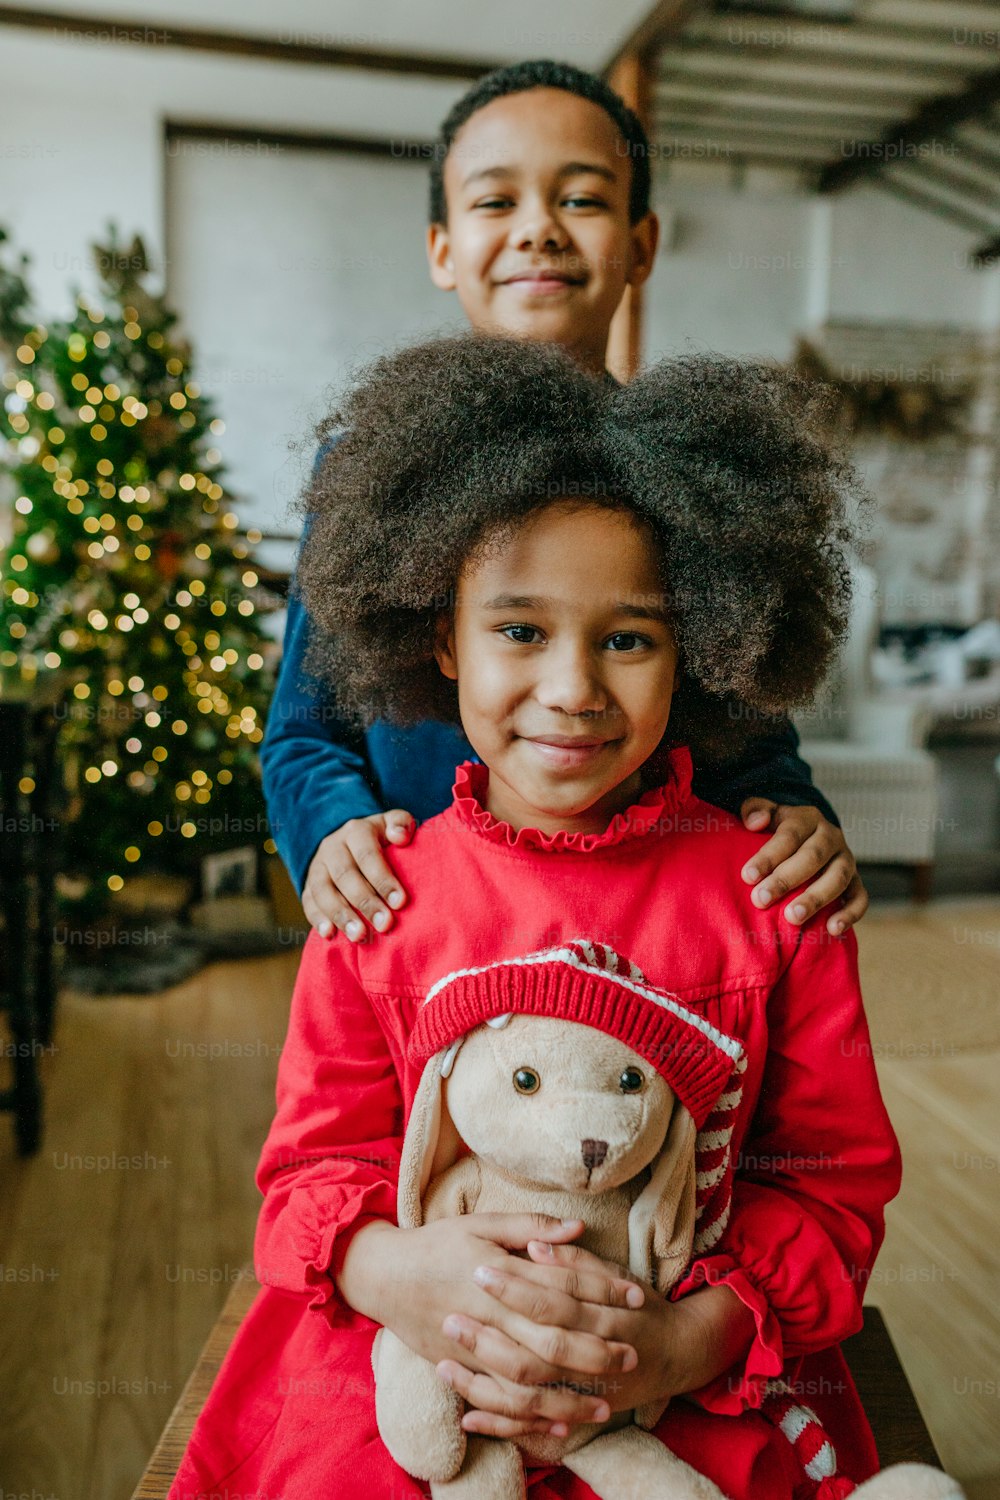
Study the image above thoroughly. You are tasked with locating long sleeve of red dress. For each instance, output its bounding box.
[676,925,902,1416]
[253,931,404,1320]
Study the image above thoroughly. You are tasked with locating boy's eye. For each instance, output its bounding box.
[513,1067,541,1095]
[562,195,606,210]
[619,1068,645,1094]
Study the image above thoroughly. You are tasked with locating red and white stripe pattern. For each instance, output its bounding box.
[761,1380,854,1497]
[693,1050,746,1254]
[561,938,649,983]
[423,936,651,1005]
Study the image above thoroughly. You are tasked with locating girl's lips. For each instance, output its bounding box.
[523,738,618,769]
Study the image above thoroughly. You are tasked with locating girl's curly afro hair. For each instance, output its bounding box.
[294,335,866,761]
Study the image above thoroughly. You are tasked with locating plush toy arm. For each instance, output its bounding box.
[372,1327,468,1483]
[422,1153,483,1222]
[372,1160,484,1483]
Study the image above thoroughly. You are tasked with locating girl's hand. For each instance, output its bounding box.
[444,1241,756,1438]
[740,800,869,935]
[336,1215,639,1436]
[302,811,414,941]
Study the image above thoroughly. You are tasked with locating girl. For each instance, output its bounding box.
[172,337,902,1500]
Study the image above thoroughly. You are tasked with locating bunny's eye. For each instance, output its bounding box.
[619,1068,645,1094]
[513,1067,540,1095]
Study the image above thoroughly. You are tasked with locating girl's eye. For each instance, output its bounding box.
[619,1068,645,1094]
[606,632,652,652]
[500,624,541,644]
[513,1067,541,1095]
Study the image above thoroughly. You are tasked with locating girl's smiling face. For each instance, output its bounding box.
[434,502,680,836]
[427,87,658,377]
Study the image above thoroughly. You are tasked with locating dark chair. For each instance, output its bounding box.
[0,669,73,1154]
[130,1276,941,1498]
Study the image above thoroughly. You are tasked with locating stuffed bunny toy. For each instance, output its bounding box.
[371,940,965,1500]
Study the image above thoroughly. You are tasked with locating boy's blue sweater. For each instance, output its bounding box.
[260,442,838,896]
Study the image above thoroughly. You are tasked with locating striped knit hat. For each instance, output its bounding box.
[408,939,746,1250]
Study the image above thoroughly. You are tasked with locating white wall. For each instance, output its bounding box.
[166,141,461,533]
[644,165,1000,365]
[645,182,820,361]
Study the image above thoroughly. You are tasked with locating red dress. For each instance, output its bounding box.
[170,748,902,1500]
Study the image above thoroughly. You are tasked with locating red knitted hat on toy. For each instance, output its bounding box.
[407,938,743,1133]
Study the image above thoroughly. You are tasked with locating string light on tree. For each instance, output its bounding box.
[0,226,277,915]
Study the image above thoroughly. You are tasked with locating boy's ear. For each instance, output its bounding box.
[627,211,660,289]
[426,223,457,292]
[433,612,458,680]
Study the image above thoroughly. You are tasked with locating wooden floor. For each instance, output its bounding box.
[1,905,998,1500]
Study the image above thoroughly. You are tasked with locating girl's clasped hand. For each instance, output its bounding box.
[337,1212,752,1439]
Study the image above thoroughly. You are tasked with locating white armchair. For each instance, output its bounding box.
[796,561,939,899]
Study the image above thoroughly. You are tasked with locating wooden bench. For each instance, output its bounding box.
[131,1275,942,1498]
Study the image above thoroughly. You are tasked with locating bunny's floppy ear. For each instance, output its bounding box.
[396,1041,467,1230]
[628,1096,698,1294]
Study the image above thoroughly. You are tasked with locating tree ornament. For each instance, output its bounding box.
[26,528,59,564]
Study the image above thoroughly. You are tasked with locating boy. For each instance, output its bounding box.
[261,59,867,946]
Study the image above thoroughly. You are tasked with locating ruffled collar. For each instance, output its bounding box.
[449,746,694,854]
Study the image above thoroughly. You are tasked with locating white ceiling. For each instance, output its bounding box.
[2,0,655,69]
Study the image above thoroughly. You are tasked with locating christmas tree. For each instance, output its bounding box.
[0,226,277,915]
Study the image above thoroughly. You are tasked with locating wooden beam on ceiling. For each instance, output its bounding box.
[819,66,1000,191]
[655,126,843,159]
[165,120,433,159]
[877,170,999,235]
[669,36,971,84]
[970,230,1000,265]
[658,75,920,109]
[685,12,994,63]
[657,105,909,134]
[950,126,1000,176]
[660,61,968,99]
[908,154,1000,211]
[665,87,899,120]
[0,4,501,80]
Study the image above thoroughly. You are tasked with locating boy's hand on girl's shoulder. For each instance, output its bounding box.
[739,799,869,936]
[302,811,414,942]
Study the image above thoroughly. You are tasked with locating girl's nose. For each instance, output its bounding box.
[533,654,608,716]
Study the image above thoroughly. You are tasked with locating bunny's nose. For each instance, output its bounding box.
[581,1138,608,1169]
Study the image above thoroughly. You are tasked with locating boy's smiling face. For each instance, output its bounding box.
[427,87,658,375]
[433,501,680,836]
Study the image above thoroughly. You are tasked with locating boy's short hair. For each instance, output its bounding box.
[428,58,652,226]
[296,336,865,762]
